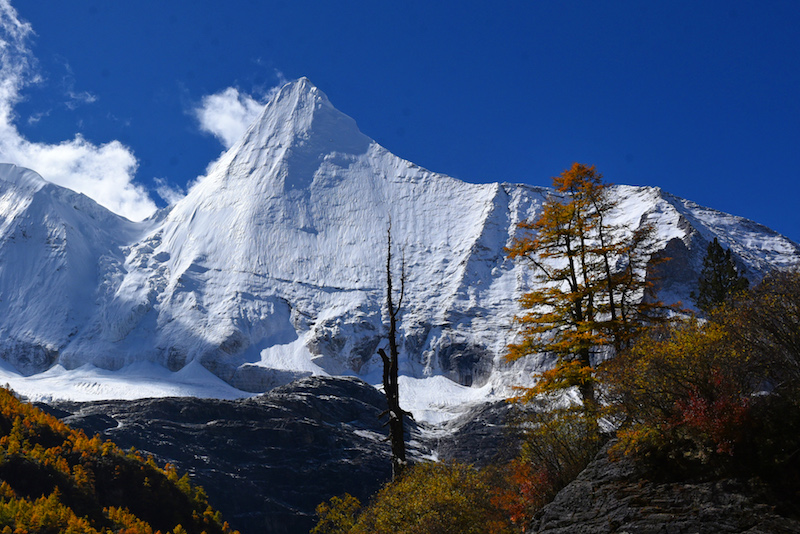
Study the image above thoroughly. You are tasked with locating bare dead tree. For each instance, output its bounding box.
[377,223,411,480]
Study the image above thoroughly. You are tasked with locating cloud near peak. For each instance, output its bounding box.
[0,1,157,221]
[194,87,266,149]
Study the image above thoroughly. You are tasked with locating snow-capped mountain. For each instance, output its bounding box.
[0,164,144,375]
[1,78,798,404]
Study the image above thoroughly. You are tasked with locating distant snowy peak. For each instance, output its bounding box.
[0,164,141,375]
[126,78,517,389]
[661,191,799,272]
[0,163,142,232]
[0,165,46,239]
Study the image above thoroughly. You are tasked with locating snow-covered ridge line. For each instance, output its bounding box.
[0,78,798,410]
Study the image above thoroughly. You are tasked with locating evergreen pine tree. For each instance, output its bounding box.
[692,238,749,313]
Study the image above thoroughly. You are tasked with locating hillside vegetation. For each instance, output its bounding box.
[0,387,238,534]
[313,269,800,533]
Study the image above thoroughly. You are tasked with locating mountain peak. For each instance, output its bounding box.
[290,75,318,94]
[266,76,327,116]
[3,80,799,408]
[215,78,372,192]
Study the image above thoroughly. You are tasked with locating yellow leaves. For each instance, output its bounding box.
[344,463,515,534]
[505,339,534,363]
[71,464,95,492]
[600,314,769,460]
[101,440,115,456]
[176,473,193,496]
[539,360,594,389]
[506,162,666,410]
[311,493,362,534]
[105,506,155,534]
[552,163,603,194]
[512,360,595,404]
[0,488,100,534]
[610,425,667,459]
[0,386,236,534]
[0,482,15,500]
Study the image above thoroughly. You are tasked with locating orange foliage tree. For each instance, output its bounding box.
[602,271,800,480]
[506,163,664,409]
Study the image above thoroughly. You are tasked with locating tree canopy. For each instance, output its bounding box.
[602,270,800,487]
[506,163,664,407]
[314,463,515,534]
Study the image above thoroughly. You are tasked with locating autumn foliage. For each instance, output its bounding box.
[490,404,602,531]
[310,493,361,534]
[0,387,238,534]
[602,270,800,488]
[312,163,800,531]
[490,459,552,527]
[601,318,755,458]
[314,462,516,534]
[506,163,665,409]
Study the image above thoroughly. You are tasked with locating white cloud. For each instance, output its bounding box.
[26,109,48,125]
[60,61,99,110]
[0,1,157,221]
[65,89,97,110]
[154,177,185,205]
[194,87,266,149]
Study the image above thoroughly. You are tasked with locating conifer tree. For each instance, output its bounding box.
[506,163,664,409]
[692,237,749,313]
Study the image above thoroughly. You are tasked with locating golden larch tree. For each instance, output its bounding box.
[506,163,664,409]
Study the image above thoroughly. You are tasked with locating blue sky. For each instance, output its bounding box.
[2,1,799,241]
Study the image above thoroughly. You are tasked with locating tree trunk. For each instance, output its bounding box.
[378,226,407,480]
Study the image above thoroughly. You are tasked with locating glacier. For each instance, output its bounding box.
[0,78,798,415]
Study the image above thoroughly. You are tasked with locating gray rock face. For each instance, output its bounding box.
[45,377,394,534]
[432,400,521,467]
[531,443,800,534]
[41,376,517,534]
[42,376,800,534]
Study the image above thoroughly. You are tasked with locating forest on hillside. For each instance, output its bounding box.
[0,387,238,534]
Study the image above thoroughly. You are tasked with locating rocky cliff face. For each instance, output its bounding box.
[41,378,800,534]
[44,377,391,534]
[43,377,391,534]
[42,376,513,534]
[531,443,800,534]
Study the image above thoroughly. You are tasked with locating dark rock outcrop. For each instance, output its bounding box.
[432,400,520,467]
[40,376,516,534]
[531,443,800,534]
[44,377,394,534]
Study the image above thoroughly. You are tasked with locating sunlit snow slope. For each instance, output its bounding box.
[0,78,798,405]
